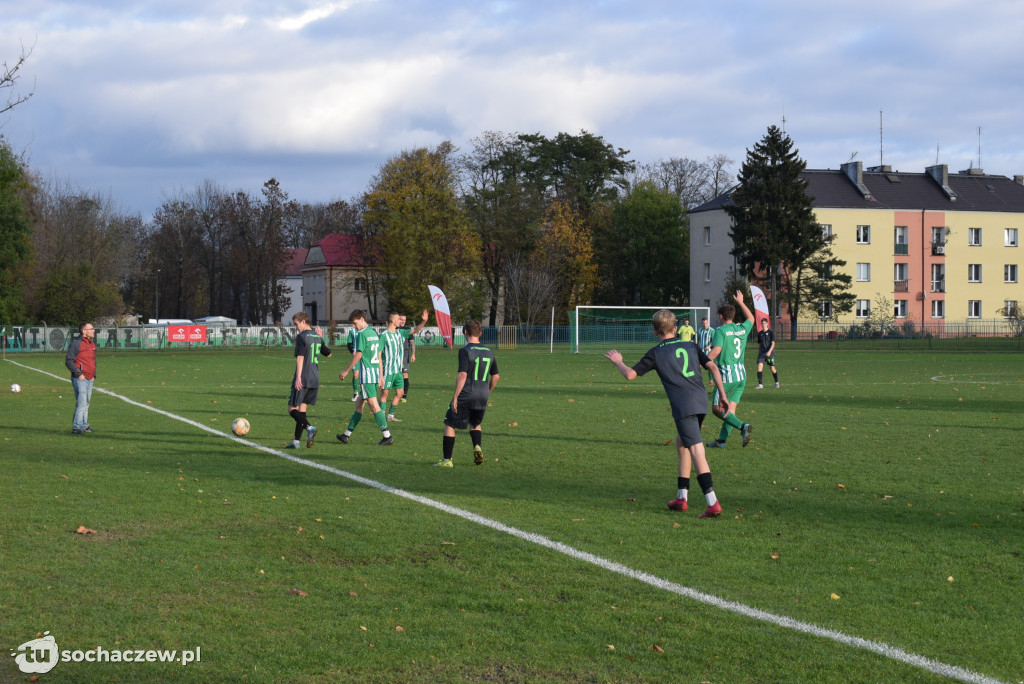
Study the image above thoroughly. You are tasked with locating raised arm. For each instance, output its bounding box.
[734,290,755,325]
[604,349,638,381]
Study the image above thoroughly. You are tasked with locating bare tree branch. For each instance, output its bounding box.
[2,45,35,116]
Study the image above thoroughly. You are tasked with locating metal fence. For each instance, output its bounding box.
[3,320,1022,353]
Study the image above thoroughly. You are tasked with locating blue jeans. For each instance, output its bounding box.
[72,377,93,431]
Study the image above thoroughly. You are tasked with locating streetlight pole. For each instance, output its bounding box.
[155,269,161,323]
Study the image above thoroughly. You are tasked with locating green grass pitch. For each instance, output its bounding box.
[1,346,1022,682]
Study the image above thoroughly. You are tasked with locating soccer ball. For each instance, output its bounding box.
[10,384,21,393]
[232,417,250,436]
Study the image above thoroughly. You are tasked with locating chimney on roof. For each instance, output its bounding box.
[926,164,957,202]
[1014,175,1023,186]
[958,167,985,175]
[867,165,892,173]
[840,160,872,199]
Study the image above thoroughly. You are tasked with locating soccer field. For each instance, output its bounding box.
[2,347,1022,682]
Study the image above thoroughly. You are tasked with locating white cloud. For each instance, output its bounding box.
[5,0,1024,216]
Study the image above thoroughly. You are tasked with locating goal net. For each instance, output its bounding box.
[571,306,712,353]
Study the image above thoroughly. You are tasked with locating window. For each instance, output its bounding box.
[856,225,871,244]
[931,300,945,319]
[856,299,871,318]
[894,263,908,291]
[703,263,711,282]
[968,264,982,283]
[354,278,367,292]
[1006,265,1019,283]
[818,300,833,318]
[820,224,833,242]
[1004,301,1019,318]
[894,226,908,255]
[969,227,982,246]
[703,226,711,246]
[1006,228,1019,247]
[931,264,945,292]
[856,263,871,281]
[894,300,908,318]
[968,300,982,318]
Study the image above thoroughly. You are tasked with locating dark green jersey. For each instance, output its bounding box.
[456,343,498,410]
[293,330,330,388]
[631,339,711,419]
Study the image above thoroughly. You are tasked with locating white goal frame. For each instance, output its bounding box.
[572,305,712,353]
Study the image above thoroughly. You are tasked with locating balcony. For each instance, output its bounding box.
[894,243,909,256]
[931,280,945,293]
[894,280,909,292]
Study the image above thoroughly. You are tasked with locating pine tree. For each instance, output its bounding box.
[725,125,853,337]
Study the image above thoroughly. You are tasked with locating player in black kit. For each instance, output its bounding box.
[436,320,499,467]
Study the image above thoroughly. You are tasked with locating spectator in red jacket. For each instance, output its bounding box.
[65,322,97,434]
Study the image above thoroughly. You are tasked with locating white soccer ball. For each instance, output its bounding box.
[232,417,250,436]
[10,383,21,393]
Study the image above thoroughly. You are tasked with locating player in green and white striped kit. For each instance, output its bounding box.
[379,312,406,422]
[696,317,715,385]
[338,310,393,446]
[345,325,360,401]
[706,291,755,449]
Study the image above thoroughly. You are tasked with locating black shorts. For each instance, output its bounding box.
[289,386,318,407]
[673,413,706,449]
[444,405,486,430]
[757,353,776,366]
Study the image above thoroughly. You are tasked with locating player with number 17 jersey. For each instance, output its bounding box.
[455,343,498,410]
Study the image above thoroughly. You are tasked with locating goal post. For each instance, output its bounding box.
[571,305,712,353]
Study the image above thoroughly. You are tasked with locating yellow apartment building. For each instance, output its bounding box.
[690,161,1023,333]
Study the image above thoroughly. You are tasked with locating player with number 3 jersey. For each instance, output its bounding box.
[706,291,755,449]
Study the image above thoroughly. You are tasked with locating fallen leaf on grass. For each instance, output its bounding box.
[830,593,841,600]
[836,484,846,489]
[441,541,456,546]
[947,576,954,583]
[770,553,780,560]
[651,645,664,653]
[76,525,97,535]
[395,626,404,632]
[289,588,308,597]
[60,474,69,479]
[359,626,367,631]
[606,645,615,650]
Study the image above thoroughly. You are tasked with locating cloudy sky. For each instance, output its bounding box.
[4,0,1023,217]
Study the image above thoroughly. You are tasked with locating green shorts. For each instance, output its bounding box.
[382,372,404,391]
[712,380,746,406]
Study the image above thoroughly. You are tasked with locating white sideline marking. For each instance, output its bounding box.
[8,359,1005,684]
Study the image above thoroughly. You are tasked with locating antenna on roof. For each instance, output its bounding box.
[936,143,940,164]
[879,110,884,167]
[978,126,982,170]
[847,151,858,163]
